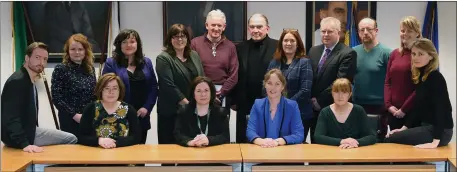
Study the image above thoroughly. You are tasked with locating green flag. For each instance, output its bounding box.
[13,2,27,71]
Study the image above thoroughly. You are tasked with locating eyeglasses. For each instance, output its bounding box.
[103,87,119,93]
[359,28,376,33]
[172,35,187,40]
[283,28,298,32]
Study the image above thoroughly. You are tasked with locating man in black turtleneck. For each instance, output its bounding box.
[231,13,278,143]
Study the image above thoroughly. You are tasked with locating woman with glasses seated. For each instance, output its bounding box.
[78,73,141,149]
[267,28,313,142]
[174,76,230,147]
[246,69,304,147]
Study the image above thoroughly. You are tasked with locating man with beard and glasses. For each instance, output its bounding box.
[352,18,393,140]
[231,13,278,143]
[1,42,77,153]
[191,9,239,109]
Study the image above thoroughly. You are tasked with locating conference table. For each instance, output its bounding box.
[1,144,242,172]
[240,143,455,172]
[2,143,455,172]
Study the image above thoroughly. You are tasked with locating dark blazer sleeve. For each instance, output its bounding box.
[174,105,194,147]
[207,107,230,146]
[102,58,116,75]
[317,48,357,107]
[78,102,99,147]
[1,79,30,148]
[290,59,313,102]
[156,54,187,104]
[246,99,262,143]
[281,101,305,144]
[115,105,141,147]
[143,58,158,113]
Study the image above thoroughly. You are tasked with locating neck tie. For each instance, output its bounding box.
[318,48,331,73]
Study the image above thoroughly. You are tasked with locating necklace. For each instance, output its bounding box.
[177,56,186,62]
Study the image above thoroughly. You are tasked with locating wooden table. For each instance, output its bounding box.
[1,156,31,172]
[2,144,242,171]
[251,165,436,172]
[240,143,451,163]
[44,166,234,172]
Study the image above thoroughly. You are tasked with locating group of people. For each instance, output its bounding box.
[1,9,453,155]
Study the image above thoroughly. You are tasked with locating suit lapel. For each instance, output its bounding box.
[190,55,204,76]
[283,58,299,79]
[312,45,324,72]
[317,43,342,80]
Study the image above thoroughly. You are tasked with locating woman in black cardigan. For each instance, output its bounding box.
[174,76,230,147]
[385,38,454,148]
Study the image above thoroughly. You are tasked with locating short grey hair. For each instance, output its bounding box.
[248,13,269,26]
[320,17,341,32]
[206,9,226,24]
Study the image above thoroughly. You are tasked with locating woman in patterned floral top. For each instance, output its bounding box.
[78,73,140,148]
[51,34,97,137]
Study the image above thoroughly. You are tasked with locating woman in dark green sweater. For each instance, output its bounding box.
[314,78,377,149]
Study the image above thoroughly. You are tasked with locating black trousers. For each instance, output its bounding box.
[384,123,453,147]
[157,114,176,144]
[58,112,80,137]
[236,110,248,143]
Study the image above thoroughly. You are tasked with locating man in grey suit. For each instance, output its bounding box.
[308,17,357,143]
[44,1,100,53]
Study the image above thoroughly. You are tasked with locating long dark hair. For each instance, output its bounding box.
[112,29,145,67]
[163,24,192,58]
[189,76,217,109]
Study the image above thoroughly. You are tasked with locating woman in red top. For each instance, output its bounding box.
[384,16,422,131]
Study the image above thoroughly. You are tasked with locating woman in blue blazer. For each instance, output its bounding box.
[267,29,313,142]
[102,29,158,145]
[247,69,304,147]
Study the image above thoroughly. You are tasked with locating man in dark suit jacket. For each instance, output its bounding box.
[1,42,77,153]
[308,17,357,143]
[44,2,100,53]
[231,14,278,143]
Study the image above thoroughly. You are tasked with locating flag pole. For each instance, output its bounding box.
[21,2,60,130]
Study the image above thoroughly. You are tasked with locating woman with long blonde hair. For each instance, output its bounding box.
[384,16,422,135]
[385,38,453,148]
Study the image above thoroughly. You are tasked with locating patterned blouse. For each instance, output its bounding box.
[93,101,130,138]
[51,61,96,116]
[78,100,141,147]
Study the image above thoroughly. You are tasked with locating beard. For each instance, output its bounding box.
[29,63,44,74]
